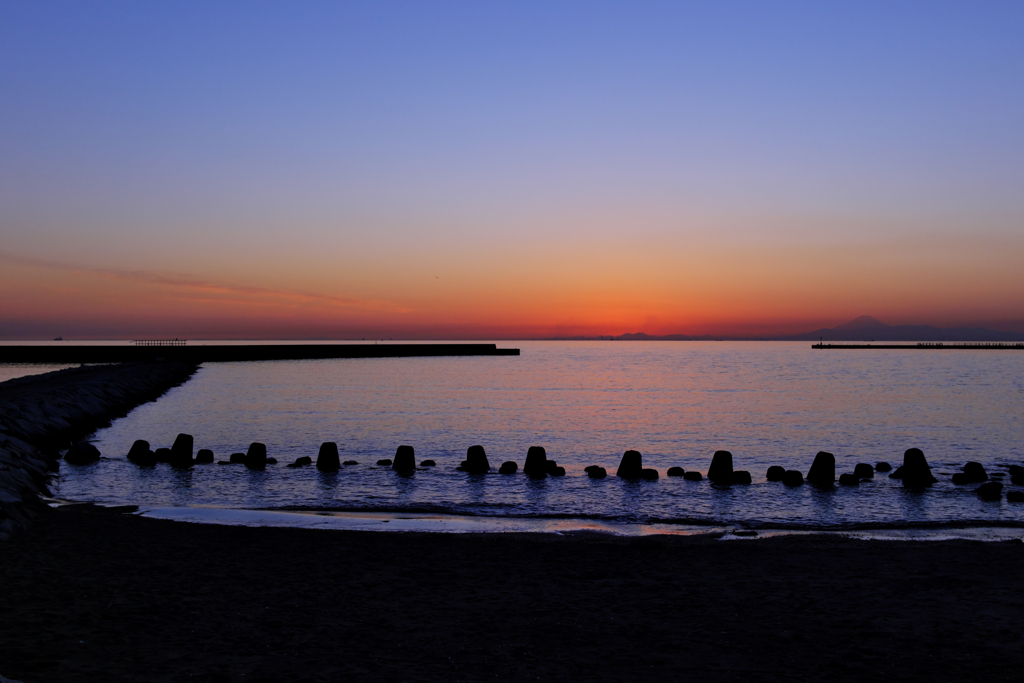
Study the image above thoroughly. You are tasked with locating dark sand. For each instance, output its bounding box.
[2,506,1023,683]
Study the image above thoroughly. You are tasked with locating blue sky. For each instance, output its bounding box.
[2,1,1023,338]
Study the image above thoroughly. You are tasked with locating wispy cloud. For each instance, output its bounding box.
[0,252,411,313]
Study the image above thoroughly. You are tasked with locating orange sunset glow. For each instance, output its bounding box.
[2,3,1024,339]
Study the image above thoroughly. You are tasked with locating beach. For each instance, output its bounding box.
[2,504,1023,683]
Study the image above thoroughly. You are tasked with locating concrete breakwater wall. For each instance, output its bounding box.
[0,362,199,541]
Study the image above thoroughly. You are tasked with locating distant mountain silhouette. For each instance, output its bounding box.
[568,316,1023,342]
[783,316,1024,342]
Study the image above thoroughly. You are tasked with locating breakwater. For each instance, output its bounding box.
[1,343,520,364]
[0,362,198,540]
[813,342,1024,350]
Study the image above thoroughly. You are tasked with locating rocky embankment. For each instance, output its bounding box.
[0,362,199,541]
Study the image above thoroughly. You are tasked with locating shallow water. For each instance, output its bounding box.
[52,341,1024,530]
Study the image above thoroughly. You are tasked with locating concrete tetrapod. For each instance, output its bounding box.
[461,444,490,474]
[952,461,988,485]
[523,446,548,478]
[244,442,268,470]
[853,463,874,479]
[897,448,937,487]
[616,450,643,479]
[316,442,341,471]
[806,451,835,487]
[64,441,101,465]
[169,433,194,468]
[392,445,416,473]
[707,450,733,483]
[126,439,156,466]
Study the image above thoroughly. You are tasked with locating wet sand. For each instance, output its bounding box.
[2,505,1023,683]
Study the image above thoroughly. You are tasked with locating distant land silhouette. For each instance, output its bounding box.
[547,316,1024,342]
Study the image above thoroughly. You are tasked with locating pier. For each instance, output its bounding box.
[813,342,1024,350]
[0,343,520,364]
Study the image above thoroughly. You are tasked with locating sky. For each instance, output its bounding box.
[2,1,1023,339]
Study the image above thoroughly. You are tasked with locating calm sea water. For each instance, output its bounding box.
[48,341,1024,530]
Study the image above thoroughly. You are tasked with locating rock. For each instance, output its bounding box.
[1013,472,1024,486]
[343,460,358,466]
[588,466,607,478]
[962,461,988,483]
[853,463,874,478]
[707,450,733,483]
[641,468,659,480]
[217,461,233,465]
[806,451,835,486]
[545,459,561,475]
[265,457,277,465]
[683,471,703,481]
[782,470,804,487]
[127,440,156,466]
[1008,464,1024,478]
[524,446,548,478]
[126,439,151,463]
[377,459,393,466]
[766,466,785,481]
[64,441,101,465]
[420,460,436,467]
[731,470,751,485]
[287,456,313,468]
[584,465,602,473]
[314,442,340,471]
[839,473,860,486]
[194,448,214,464]
[463,444,490,474]
[244,442,267,469]
[392,445,416,472]
[155,447,172,463]
[733,530,758,537]
[900,448,937,487]
[976,482,1003,500]
[550,466,566,476]
[875,461,892,472]
[667,466,685,477]
[498,461,518,474]
[229,452,246,463]
[1006,491,1024,503]
[616,450,643,479]
[169,433,194,468]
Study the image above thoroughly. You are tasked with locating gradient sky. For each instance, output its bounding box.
[2,1,1023,339]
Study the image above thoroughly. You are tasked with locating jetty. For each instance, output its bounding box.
[813,342,1024,350]
[0,342,520,364]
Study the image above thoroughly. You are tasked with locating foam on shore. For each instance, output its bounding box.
[134,505,1024,542]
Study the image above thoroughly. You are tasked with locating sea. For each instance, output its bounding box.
[7,341,1024,539]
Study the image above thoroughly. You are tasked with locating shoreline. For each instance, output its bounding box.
[0,362,199,540]
[119,503,1024,542]
[2,503,1023,682]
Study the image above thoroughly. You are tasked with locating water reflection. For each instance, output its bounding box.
[464,472,487,503]
[899,486,930,521]
[57,342,1024,528]
[524,476,548,509]
[316,471,338,495]
[169,466,193,506]
[809,484,836,519]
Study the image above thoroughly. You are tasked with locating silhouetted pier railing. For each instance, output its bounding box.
[813,342,1024,350]
[132,339,187,347]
